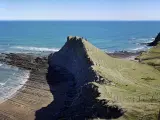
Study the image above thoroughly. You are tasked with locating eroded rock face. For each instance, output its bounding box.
[148,32,160,46]
[49,36,98,87]
[48,36,124,119]
[48,36,160,120]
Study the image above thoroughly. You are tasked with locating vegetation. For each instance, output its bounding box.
[82,38,160,120]
[50,36,160,119]
[136,43,160,71]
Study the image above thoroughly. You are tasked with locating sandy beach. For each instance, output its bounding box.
[0,53,53,120]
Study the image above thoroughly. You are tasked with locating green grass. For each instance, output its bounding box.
[136,43,160,71]
[81,39,160,120]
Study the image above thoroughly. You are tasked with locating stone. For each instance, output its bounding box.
[148,32,160,46]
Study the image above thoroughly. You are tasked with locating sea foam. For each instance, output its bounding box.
[0,64,30,104]
[129,46,149,52]
[10,46,60,52]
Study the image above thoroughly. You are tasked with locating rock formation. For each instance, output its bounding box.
[49,36,160,119]
[148,32,160,46]
[136,33,160,71]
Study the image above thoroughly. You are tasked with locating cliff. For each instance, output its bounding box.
[49,36,160,120]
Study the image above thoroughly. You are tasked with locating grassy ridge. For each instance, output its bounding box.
[136,43,160,71]
[50,36,160,119]
[82,39,160,120]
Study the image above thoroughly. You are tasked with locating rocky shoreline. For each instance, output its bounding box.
[0,50,141,120]
[0,53,54,120]
[0,34,159,120]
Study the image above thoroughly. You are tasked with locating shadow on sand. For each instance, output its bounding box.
[35,65,75,120]
[35,65,124,120]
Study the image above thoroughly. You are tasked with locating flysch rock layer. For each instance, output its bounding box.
[0,54,53,120]
[49,36,160,120]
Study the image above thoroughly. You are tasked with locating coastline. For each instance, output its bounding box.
[0,53,53,120]
[0,69,30,104]
[0,51,141,119]
[107,51,143,60]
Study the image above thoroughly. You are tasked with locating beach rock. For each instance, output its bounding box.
[148,32,160,46]
[107,51,142,59]
[35,57,42,63]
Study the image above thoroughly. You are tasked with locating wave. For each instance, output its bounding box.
[0,82,5,86]
[129,46,148,51]
[0,81,7,86]
[131,37,154,44]
[0,63,19,71]
[0,67,30,104]
[10,46,60,52]
[0,63,3,67]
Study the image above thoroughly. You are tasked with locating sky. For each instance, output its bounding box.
[0,0,160,20]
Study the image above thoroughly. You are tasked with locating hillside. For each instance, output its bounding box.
[136,43,160,71]
[49,36,160,120]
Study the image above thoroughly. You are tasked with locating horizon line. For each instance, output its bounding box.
[0,19,160,22]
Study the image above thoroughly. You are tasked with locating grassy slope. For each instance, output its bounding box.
[82,40,160,120]
[136,43,160,71]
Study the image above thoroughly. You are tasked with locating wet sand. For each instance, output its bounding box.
[0,53,53,120]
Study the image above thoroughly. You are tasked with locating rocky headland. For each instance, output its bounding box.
[136,33,160,71]
[148,32,160,46]
[47,36,160,120]
[0,35,159,120]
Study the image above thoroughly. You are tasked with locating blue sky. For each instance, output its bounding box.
[0,0,160,20]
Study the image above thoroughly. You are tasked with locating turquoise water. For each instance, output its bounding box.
[0,21,160,54]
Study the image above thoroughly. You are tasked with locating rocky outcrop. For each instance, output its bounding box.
[136,33,160,71]
[49,36,98,86]
[148,32,160,46]
[48,36,119,119]
[49,36,160,119]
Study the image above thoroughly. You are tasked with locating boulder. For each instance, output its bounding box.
[148,32,160,46]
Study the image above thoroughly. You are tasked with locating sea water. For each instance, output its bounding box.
[0,21,160,54]
[0,62,29,103]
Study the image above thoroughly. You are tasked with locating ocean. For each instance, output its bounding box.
[0,21,160,101]
[0,21,160,54]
